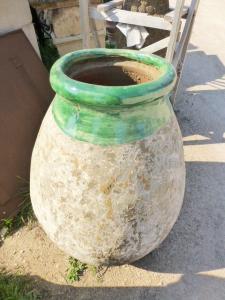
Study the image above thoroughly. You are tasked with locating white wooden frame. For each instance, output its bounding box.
[79,0,200,105]
[79,0,91,49]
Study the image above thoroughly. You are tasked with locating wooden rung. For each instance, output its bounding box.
[90,8,172,31]
[141,37,170,54]
[51,30,105,45]
[97,0,123,12]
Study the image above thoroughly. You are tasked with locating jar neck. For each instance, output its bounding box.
[50,49,176,145]
[52,94,173,146]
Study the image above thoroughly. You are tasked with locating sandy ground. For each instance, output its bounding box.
[0,0,225,299]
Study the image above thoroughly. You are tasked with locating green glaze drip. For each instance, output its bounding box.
[50,49,176,146]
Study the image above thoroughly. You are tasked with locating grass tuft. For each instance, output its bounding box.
[66,257,87,282]
[66,257,108,283]
[0,177,35,239]
[0,271,41,300]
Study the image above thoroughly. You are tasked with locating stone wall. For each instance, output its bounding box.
[51,5,105,56]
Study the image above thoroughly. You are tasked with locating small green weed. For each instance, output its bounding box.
[0,271,41,300]
[66,257,87,282]
[0,177,35,239]
[1,218,13,233]
[66,257,108,283]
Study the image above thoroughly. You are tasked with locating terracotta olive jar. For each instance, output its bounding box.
[30,49,185,265]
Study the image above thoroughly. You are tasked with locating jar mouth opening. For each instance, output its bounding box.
[50,49,176,107]
[66,56,162,87]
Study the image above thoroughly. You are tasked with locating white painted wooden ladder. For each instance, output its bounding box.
[79,0,200,104]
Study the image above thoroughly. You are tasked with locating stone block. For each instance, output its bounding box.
[52,6,105,38]
[54,33,106,56]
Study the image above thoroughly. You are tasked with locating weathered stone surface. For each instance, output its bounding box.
[52,6,105,38]
[52,6,106,56]
[54,34,106,56]
[30,106,185,265]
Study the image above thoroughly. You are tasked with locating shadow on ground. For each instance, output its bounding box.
[133,47,225,276]
[1,272,224,300]
[134,162,225,274]
[182,49,225,90]
[175,43,225,145]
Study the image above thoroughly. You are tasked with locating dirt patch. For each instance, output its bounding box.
[0,224,68,284]
[0,223,168,298]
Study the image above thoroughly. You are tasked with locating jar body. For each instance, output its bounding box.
[30,98,185,265]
